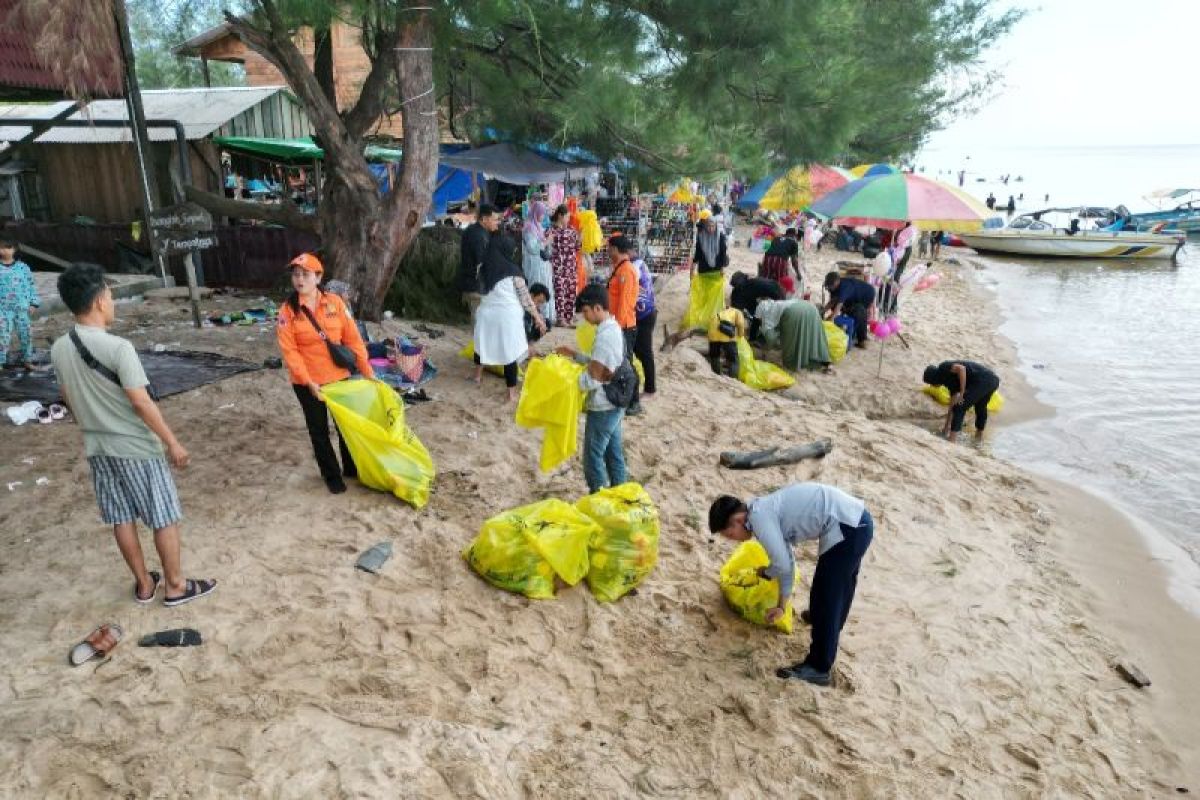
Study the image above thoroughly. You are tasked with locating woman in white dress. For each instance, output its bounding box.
[474,234,546,402]
[522,201,555,326]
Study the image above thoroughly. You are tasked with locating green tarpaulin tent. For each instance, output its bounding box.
[213,136,403,165]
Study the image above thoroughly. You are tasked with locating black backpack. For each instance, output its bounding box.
[602,358,638,409]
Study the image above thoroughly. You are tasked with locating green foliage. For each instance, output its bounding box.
[128,0,246,89]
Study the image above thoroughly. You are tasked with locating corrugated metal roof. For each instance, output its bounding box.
[0,86,290,143]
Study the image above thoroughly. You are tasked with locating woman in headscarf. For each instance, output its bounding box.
[275,253,374,494]
[547,204,581,326]
[474,233,547,402]
[522,200,555,326]
[665,210,729,347]
[778,299,832,373]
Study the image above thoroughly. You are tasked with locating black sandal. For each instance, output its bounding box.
[135,571,162,604]
[163,578,217,607]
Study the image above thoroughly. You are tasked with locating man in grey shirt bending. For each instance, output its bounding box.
[710,482,874,686]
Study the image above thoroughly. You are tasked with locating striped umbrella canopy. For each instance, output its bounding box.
[809,173,996,233]
[738,164,854,210]
[849,163,900,178]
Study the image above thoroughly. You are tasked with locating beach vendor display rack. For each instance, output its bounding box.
[642,199,696,275]
[596,196,641,242]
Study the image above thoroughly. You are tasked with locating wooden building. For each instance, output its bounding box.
[175,21,405,139]
[0,86,311,224]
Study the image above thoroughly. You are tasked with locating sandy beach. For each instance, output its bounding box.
[0,235,1196,797]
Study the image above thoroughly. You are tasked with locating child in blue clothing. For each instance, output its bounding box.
[0,236,40,367]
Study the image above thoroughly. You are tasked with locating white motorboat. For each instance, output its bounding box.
[958,208,1185,260]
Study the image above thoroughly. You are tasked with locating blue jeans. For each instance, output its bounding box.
[583,408,626,492]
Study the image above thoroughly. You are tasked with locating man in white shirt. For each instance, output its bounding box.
[555,284,628,492]
[709,482,874,686]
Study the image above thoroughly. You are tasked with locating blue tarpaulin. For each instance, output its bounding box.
[737,174,779,209]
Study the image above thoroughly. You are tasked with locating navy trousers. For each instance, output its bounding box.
[804,510,874,672]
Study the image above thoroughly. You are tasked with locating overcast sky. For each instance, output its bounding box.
[923,0,1199,151]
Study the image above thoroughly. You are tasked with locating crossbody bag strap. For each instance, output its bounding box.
[297,301,331,342]
[69,328,122,388]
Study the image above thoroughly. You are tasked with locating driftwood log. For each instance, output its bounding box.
[720,438,833,470]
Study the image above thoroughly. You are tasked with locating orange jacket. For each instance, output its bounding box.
[607,257,639,330]
[276,292,374,386]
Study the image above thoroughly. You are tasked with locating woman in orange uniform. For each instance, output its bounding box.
[276,253,374,494]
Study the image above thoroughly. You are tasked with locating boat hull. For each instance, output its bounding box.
[957,231,1184,259]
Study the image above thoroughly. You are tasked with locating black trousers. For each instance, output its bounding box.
[708,340,738,378]
[843,301,870,344]
[950,374,1001,432]
[805,511,874,672]
[622,327,642,405]
[632,311,657,394]
[292,384,356,481]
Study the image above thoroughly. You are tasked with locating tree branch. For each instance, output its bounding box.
[183,186,319,235]
[343,23,398,139]
[224,1,353,159]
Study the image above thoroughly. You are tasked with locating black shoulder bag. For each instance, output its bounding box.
[298,302,358,370]
[69,329,160,401]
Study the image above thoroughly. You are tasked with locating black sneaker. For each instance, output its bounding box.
[776,662,831,686]
[625,402,644,417]
[800,608,812,625]
[325,476,347,494]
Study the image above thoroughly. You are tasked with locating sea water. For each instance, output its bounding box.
[918,144,1200,614]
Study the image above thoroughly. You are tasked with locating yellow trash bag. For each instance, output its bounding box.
[922,384,1005,412]
[515,354,586,472]
[680,271,726,331]
[736,338,795,391]
[321,379,435,508]
[576,482,659,602]
[575,323,645,386]
[719,540,800,633]
[463,498,600,599]
[823,320,848,364]
[579,210,605,254]
[458,341,524,379]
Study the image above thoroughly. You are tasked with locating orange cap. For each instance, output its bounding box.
[289,253,324,274]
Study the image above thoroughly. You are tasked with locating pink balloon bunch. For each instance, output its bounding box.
[914,273,941,292]
[870,317,903,339]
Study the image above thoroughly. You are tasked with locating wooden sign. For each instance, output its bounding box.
[158,231,218,255]
[149,202,213,232]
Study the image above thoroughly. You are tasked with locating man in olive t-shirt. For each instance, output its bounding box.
[50,263,215,607]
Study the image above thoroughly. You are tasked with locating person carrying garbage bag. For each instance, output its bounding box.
[709,482,874,687]
[554,284,635,493]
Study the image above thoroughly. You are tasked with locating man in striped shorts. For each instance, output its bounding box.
[50,263,216,607]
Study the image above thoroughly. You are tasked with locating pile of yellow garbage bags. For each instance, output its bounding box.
[322,379,435,508]
[463,483,660,602]
[719,540,801,633]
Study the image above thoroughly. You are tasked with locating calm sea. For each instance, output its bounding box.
[918,144,1200,615]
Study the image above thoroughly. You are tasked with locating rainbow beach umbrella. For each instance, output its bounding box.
[737,164,854,210]
[849,163,900,178]
[809,173,997,233]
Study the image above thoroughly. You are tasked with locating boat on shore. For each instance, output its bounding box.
[1129,188,1200,235]
[958,208,1185,260]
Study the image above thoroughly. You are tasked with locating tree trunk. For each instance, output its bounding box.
[342,1,438,322]
[225,0,438,322]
